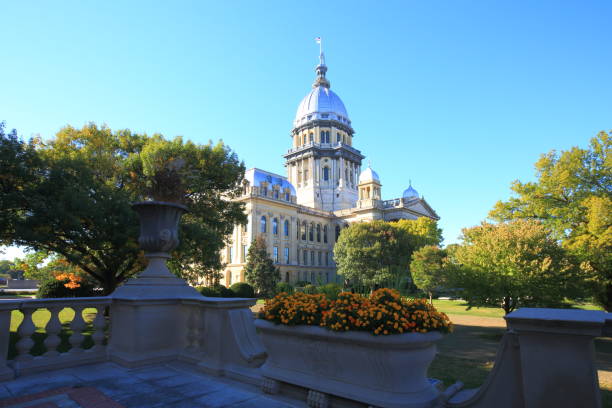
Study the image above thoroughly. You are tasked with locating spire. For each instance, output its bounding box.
[313,37,330,88]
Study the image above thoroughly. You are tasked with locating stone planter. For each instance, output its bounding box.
[255,319,443,408]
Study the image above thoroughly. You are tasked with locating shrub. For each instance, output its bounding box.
[294,280,310,287]
[317,283,342,300]
[37,277,96,299]
[198,284,234,298]
[303,284,318,294]
[259,288,453,336]
[229,282,255,298]
[275,282,294,295]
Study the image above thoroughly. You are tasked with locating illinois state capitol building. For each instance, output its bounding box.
[220,52,439,287]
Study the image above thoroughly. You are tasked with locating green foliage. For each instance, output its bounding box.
[410,246,451,303]
[490,131,611,310]
[294,280,309,287]
[317,283,342,300]
[229,282,255,298]
[0,123,246,293]
[333,219,443,292]
[197,284,234,298]
[451,220,578,314]
[244,237,280,297]
[275,282,294,295]
[37,278,97,298]
[303,284,318,294]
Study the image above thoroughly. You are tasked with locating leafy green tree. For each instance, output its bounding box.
[410,246,450,303]
[490,131,611,310]
[451,220,578,314]
[334,219,444,292]
[244,237,280,297]
[393,218,443,248]
[0,123,246,293]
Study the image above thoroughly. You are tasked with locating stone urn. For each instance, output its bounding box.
[111,201,200,299]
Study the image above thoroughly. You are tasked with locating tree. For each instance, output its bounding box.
[0,123,246,293]
[393,218,443,248]
[451,220,578,314]
[244,237,280,297]
[490,131,611,310]
[410,246,450,303]
[334,219,442,292]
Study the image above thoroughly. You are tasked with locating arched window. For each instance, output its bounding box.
[335,225,341,241]
[272,218,278,235]
[284,220,289,236]
[316,224,321,242]
[301,222,307,240]
[323,167,329,181]
[337,133,341,143]
[296,220,300,239]
[274,190,279,199]
[261,186,268,196]
[285,271,289,283]
[309,223,314,241]
[323,226,328,243]
[260,216,267,233]
[309,133,314,143]
[285,192,290,201]
[310,271,315,283]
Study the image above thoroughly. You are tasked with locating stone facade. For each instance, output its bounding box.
[219,54,439,287]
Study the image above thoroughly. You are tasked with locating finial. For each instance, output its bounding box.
[368,160,372,168]
[313,37,330,88]
[409,178,412,186]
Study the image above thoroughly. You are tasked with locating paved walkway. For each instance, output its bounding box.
[0,362,302,408]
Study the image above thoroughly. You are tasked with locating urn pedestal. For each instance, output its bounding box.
[109,201,202,367]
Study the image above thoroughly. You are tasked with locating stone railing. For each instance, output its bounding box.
[0,297,112,379]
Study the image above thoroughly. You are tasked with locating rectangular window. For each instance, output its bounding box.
[229,247,233,263]
[273,246,279,263]
[318,251,322,266]
[303,250,308,265]
[242,245,247,263]
[325,251,329,266]
[284,247,289,264]
[310,251,315,265]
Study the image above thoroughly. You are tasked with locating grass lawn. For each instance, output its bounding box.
[430,299,604,319]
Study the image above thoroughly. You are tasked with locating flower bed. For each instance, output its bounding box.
[256,289,453,408]
[258,288,453,335]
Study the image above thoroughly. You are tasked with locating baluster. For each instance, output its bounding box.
[90,305,106,351]
[15,308,36,362]
[43,306,63,358]
[68,306,86,354]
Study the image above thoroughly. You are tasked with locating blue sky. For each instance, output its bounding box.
[1,1,611,259]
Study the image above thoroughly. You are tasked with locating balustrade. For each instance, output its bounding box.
[0,297,111,376]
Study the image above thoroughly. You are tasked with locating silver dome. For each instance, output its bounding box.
[359,167,380,184]
[403,184,419,199]
[294,86,350,128]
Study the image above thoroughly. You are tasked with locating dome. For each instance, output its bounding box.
[294,86,350,128]
[403,184,419,199]
[244,168,296,196]
[293,52,352,129]
[359,167,380,184]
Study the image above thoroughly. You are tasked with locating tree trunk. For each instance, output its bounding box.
[428,291,433,305]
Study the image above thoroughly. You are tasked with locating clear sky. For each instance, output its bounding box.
[1,1,611,260]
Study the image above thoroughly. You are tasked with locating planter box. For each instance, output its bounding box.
[255,319,443,408]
